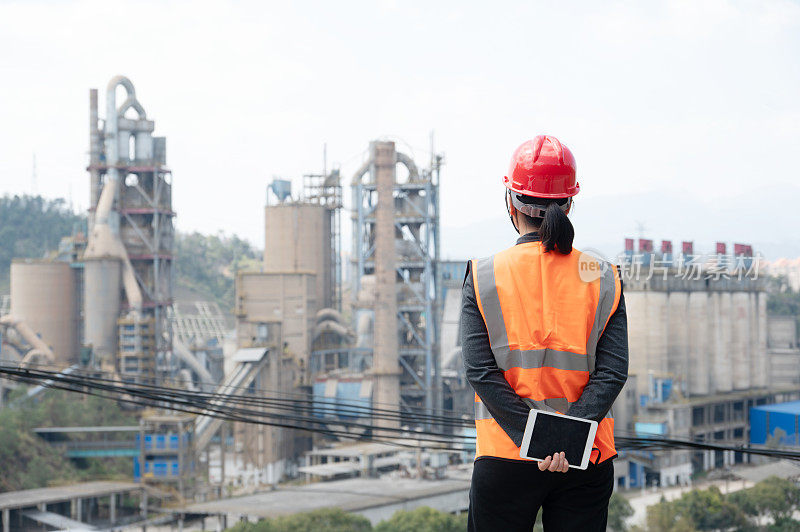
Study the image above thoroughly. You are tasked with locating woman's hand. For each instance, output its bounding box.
[538,452,569,473]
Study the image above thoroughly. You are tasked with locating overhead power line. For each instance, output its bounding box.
[2,364,800,461]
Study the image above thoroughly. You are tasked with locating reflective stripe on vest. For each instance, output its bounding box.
[471,242,621,464]
[474,397,613,421]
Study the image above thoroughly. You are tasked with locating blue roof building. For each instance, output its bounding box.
[750,400,800,446]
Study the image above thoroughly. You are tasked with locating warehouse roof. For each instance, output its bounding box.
[752,400,800,414]
[0,481,140,511]
[179,476,469,519]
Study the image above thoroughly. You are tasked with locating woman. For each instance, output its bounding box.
[461,136,629,531]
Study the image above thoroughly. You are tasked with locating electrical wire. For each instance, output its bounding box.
[0,366,470,450]
[1,362,471,428]
[8,360,466,419]
[3,364,800,460]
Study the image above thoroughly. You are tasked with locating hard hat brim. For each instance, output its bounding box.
[503,177,580,199]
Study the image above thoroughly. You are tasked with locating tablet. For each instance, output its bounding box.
[519,409,598,470]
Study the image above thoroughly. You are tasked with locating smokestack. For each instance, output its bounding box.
[89,89,101,224]
[372,141,400,429]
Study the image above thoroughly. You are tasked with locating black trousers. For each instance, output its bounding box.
[468,457,614,532]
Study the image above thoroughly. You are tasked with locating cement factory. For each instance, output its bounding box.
[1,76,799,529]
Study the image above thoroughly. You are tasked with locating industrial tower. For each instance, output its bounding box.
[351,141,443,424]
[85,76,174,383]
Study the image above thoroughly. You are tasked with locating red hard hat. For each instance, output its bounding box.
[503,136,579,198]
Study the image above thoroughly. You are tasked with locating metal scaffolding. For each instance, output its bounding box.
[169,302,228,347]
[303,169,343,311]
[351,141,443,422]
[86,77,174,383]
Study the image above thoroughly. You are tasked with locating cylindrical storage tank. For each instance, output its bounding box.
[731,291,750,390]
[10,260,78,364]
[646,291,669,379]
[688,292,711,395]
[83,257,122,363]
[667,292,690,395]
[712,292,733,393]
[264,203,332,309]
[624,290,668,399]
[622,290,648,398]
[754,292,769,387]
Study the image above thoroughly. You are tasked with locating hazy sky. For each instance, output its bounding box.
[1,0,798,260]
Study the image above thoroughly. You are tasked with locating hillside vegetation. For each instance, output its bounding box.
[0,388,137,491]
[0,195,84,292]
[174,231,261,312]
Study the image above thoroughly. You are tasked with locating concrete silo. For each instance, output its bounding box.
[712,292,733,393]
[730,291,751,390]
[10,260,78,365]
[688,291,711,395]
[666,291,690,395]
[83,257,122,364]
[264,202,332,311]
[625,290,669,399]
[754,292,769,388]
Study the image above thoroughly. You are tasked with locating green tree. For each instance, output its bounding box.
[673,486,750,531]
[174,231,261,312]
[729,476,800,527]
[0,194,85,291]
[374,506,466,532]
[0,388,137,491]
[644,486,751,531]
[608,492,634,531]
[768,516,800,531]
[226,508,372,532]
[643,495,683,532]
[766,278,800,332]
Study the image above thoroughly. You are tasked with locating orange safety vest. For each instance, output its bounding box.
[471,240,621,464]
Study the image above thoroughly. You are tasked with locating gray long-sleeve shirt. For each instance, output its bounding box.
[461,232,629,449]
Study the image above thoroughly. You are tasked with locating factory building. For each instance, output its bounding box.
[225,141,448,480]
[618,239,800,487]
[228,169,344,480]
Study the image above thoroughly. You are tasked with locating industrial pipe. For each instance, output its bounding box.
[350,150,419,185]
[313,320,354,340]
[395,151,420,182]
[173,337,215,386]
[0,315,55,367]
[315,308,346,325]
[84,76,144,314]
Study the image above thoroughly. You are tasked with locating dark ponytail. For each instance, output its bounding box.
[538,201,574,254]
